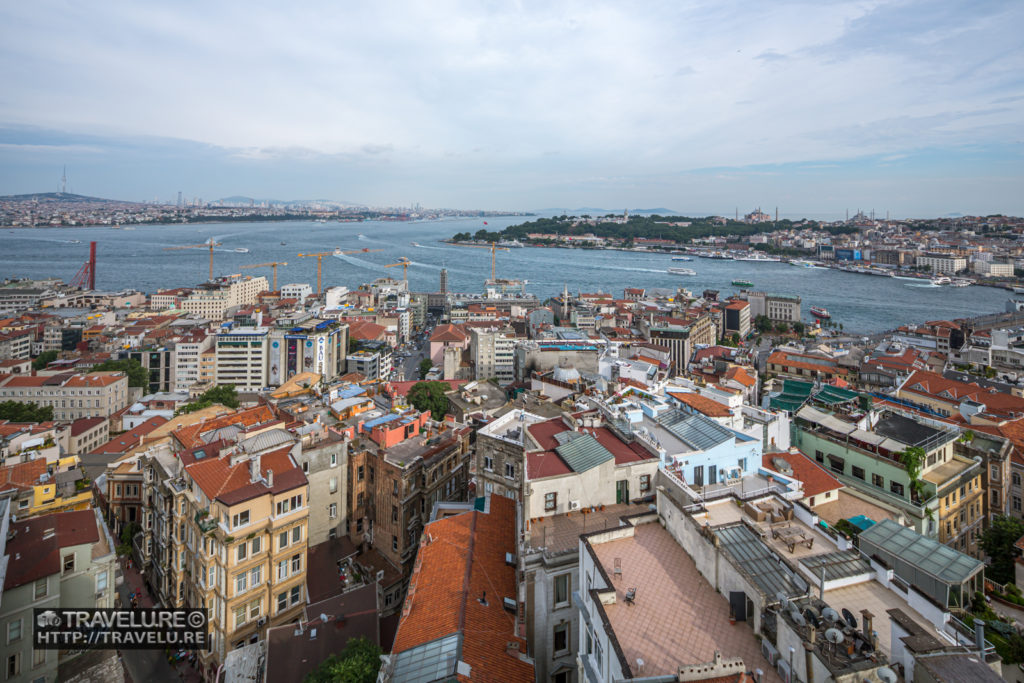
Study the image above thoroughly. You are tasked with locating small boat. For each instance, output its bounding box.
[671,255,693,261]
[810,306,831,319]
[732,279,754,287]
[280,241,286,245]
[411,242,422,247]
[931,276,951,286]
[498,239,525,248]
[668,267,696,276]
[234,247,249,253]
[951,279,971,287]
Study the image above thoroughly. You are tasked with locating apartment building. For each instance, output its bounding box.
[181,275,269,320]
[746,291,802,323]
[0,371,129,421]
[643,313,716,375]
[766,349,850,384]
[348,418,472,592]
[1,506,117,683]
[267,319,349,385]
[723,299,751,339]
[291,423,348,545]
[173,330,214,392]
[128,346,174,393]
[0,330,32,360]
[469,325,517,383]
[473,409,549,500]
[215,327,269,391]
[916,254,967,274]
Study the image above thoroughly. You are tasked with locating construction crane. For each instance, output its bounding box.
[449,242,509,281]
[70,241,97,290]
[163,238,222,280]
[298,247,383,294]
[384,257,411,281]
[240,261,288,291]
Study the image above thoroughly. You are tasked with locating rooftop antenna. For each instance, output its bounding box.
[61,165,67,194]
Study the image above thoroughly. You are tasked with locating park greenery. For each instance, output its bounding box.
[0,401,54,422]
[406,381,449,418]
[304,637,382,683]
[31,350,58,370]
[981,516,1024,585]
[451,213,860,246]
[89,358,148,388]
[418,358,433,380]
[176,385,241,415]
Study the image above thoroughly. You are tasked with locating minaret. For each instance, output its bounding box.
[439,268,448,294]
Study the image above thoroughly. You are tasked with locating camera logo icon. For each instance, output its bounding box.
[37,610,61,628]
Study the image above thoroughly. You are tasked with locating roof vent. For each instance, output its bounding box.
[265,469,274,487]
[478,591,488,606]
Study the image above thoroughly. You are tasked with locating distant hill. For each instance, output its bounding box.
[532,207,681,216]
[0,192,135,204]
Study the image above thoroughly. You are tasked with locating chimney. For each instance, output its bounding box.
[249,454,262,483]
[803,642,815,683]
[266,469,274,487]
[974,619,986,653]
[506,641,520,657]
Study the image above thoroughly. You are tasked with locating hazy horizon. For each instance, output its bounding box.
[1,1,1022,216]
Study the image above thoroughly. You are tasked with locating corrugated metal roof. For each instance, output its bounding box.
[657,410,735,451]
[554,434,613,473]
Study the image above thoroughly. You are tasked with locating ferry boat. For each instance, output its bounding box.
[931,276,952,286]
[410,242,422,247]
[498,239,525,248]
[668,267,696,276]
[951,279,972,287]
[733,253,781,262]
[810,306,831,319]
[671,255,693,261]
[789,260,815,268]
[731,279,754,287]
[280,241,286,245]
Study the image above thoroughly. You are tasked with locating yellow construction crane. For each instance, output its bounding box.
[297,247,383,294]
[449,242,509,281]
[163,238,222,280]
[384,257,411,281]
[239,261,288,290]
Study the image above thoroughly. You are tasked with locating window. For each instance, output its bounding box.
[236,573,248,594]
[330,452,337,467]
[232,510,250,528]
[640,474,651,493]
[329,503,338,519]
[34,578,47,600]
[290,585,301,605]
[554,574,570,605]
[392,505,398,522]
[277,591,288,612]
[890,482,905,497]
[392,480,399,496]
[815,450,824,463]
[234,605,247,628]
[993,490,1001,507]
[63,553,75,574]
[1015,496,1021,512]
[291,554,301,573]
[484,455,494,471]
[302,461,309,474]
[991,465,999,482]
[248,599,261,621]
[851,466,865,481]
[545,492,557,512]
[250,566,262,586]
[872,473,884,489]
[392,535,398,551]
[32,647,44,668]
[7,653,19,678]
[96,571,108,593]
[1014,472,1021,486]
[237,544,247,562]
[277,560,288,581]
[357,465,364,481]
[251,537,261,554]
[7,619,21,644]
[329,477,337,493]
[505,462,515,479]
[279,531,289,550]
[554,622,569,652]
[276,495,303,516]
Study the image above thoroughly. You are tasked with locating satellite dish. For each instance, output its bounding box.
[790,610,807,627]
[822,607,840,623]
[841,608,858,628]
[776,591,789,610]
[804,604,821,619]
[804,609,821,629]
[825,628,845,645]
[876,667,897,683]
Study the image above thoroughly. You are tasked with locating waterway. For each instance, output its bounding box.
[0,216,1010,333]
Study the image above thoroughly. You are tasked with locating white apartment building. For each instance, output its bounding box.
[173,330,214,392]
[181,275,269,321]
[746,291,802,323]
[215,327,269,391]
[973,261,1014,277]
[469,326,517,384]
[0,372,129,421]
[280,283,313,301]
[916,254,967,274]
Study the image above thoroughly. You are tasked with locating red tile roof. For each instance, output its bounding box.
[4,509,101,590]
[723,366,756,388]
[391,495,533,682]
[70,416,106,437]
[90,416,168,455]
[0,459,47,494]
[668,392,733,418]
[900,370,1024,418]
[762,450,842,498]
[527,417,653,470]
[526,450,573,479]
[429,324,467,343]
[186,445,306,505]
[171,405,275,449]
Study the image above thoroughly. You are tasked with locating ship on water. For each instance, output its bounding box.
[671,255,693,261]
[732,279,754,287]
[667,267,696,276]
[810,306,831,319]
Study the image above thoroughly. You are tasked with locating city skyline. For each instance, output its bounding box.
[0,1,1022,215]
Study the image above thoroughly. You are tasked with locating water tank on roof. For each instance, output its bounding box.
[552,365,580,383]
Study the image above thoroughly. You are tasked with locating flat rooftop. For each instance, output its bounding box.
[814,490,898,528]
[525,503,647,555]
[873,413,949,449]
[922,456,974,486]
[825,581,946,658]
[589,522,780,679]
[383,428,460,466]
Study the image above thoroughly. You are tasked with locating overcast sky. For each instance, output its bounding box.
[1,0,1022,217]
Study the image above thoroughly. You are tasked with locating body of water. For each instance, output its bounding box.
[0,217,1011,333]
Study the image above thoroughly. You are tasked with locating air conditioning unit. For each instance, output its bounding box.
[257,617,267,628]
[568,500,581,511]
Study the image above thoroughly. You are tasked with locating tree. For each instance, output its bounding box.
[406,381,449,418]
[176,385,240,415]
[899,446,926,502]
[774,321,789,334]
[31,350,58,371]
[0,401,53,422]
[792,322,805,336]
[981,516,1024,584]
[90,358,147,388]
[418,358,433,380]
[305,637,382,683]
[754,315,773,333]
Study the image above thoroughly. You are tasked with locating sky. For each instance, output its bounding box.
[0,0,1022,217]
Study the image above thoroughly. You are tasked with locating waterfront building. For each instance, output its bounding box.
[916,254,967,274]
[745,291,802,324]
[0,371,128,421]
[181,275,269,321]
